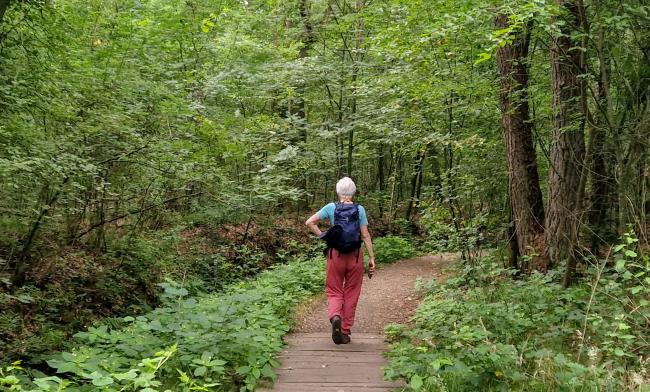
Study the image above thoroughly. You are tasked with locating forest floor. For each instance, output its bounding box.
[262,254,454,391]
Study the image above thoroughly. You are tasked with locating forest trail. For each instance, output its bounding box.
[260,254,453,392]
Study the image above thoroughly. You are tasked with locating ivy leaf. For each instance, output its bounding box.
[89,372,114,386]
[410,374,424,390]
[194,366,208,377]
[630,286,643,295]
[33,377,64,389]
[615,259,626,271]
[431,357,454,371]
[625,250,638,258]
[261,363,276,379]
[61,352,76,362]
[113,369,138,381]
[237,366,251,375]
[46,359,78,374]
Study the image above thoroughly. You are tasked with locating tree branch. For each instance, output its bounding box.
[72,192,204,241]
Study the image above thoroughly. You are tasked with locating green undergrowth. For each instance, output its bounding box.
[0,222,319,364]
[1,257,325,392]
[385,235,650,391]
[373,235,417,263]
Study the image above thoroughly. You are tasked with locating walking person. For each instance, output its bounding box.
[305,177,376,344]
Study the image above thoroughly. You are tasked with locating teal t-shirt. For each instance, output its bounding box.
[318,202,369,226]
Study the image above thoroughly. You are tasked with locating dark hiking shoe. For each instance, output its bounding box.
[341,334,351,344]
[331,316,343,344]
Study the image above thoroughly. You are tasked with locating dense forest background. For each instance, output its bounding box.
[0,0,649,391]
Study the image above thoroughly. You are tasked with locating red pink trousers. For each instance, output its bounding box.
[325,248,364,335]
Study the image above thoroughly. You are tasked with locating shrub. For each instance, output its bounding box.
[373,235,417,263]
[419,207,490,254]
[385,241,650,391]
[3,257,326,391]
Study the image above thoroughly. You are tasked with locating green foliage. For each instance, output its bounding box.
[420,207,490,255]
[3,257,325,391]
[385,241,650,391]
[373,236,417,263]
[0,0,648,388]
[595,231,650,365]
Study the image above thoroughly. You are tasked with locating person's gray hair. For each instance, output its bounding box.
[336,177,357,197]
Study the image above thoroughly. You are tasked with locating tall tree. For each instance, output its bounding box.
[495,14,545,270]
[588,27,616,254]
[0,0,10,46]
[295,0,314,209]
[406,146,426,221]
[546,0,587,287]
[0,0,9,25]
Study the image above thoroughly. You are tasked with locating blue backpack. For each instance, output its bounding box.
[332,203,362,253]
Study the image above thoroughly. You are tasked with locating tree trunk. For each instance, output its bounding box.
[495,14,546,270]
[296,0,313,134]
[508,196,520,269]
[443,101,467,261]
[430,149,443,203]
[337,82,345,179]
[406,148,425,220]
[344,0,365,179]
[346,106,354,176]
[295,0,313,210]
[377,145,385,217]
[13,177,70,287]
[0,0,10,26]
[588,29,617,253]
[546,0,587,287]
[414,148,426,211]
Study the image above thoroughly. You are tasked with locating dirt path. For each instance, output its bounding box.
[260,254,453,392]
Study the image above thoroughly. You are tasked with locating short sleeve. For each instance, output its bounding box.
[358,205,369,226]
[318,203,335,223]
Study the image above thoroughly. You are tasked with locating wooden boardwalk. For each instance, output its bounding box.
[258,255,451,392]
[260,332,403,392]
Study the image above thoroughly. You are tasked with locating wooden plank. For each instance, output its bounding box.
[275,368,385,383]
[279,351,385,359]
[260,381,403,390]
[284,340,386,352]
[284,346,384,352]
[264,332,400,391]
[263,385,399,392]
[278,358,387,368]
[270,382,400,387]
[284,334,385,344]
[286,333,385,339]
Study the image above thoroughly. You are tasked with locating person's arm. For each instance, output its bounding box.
[305,213,323,236]
[361,225,375,272]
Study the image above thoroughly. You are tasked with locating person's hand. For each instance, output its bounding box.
[369,258,375,272]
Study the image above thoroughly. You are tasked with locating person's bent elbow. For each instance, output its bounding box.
[305,214,319,226]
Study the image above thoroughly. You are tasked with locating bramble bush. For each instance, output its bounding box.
[373,236,417,263]
[1,257,325,392]
[385,233,650,391]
